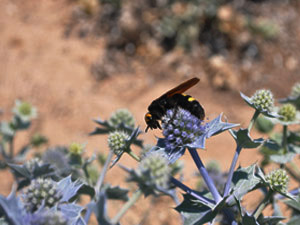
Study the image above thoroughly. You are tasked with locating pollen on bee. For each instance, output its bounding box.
[188,97,195,102]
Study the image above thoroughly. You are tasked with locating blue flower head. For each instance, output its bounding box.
[29,210,68,225]
[161,108,207,152]
[157,108,238,163]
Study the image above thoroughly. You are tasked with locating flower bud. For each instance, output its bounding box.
[12,100,37,122]
[24,157,43,173]
[250,89,274,112]
[291,82,300,97]
[137,152,171,189]
[30,211,68,225]
[109,109,135,128]
[23,178,61,212]
[108,131,129,155]
[32,211,68,225]
[69,142,84,155]
[266,169,289,193]
[278,103,296,122]
[30,133,48,147]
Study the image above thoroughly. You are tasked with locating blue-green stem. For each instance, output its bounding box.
[224,110,260,197]
[252,190,274,219]
[95,150,113,198]
[188,148,222,203]
[9,136,14,159]
[171,177,215,205]
[248,110,260,132]
[224,146,242,196]
[111,189,143,225]
[282,125,288,154]
[84,203,94,224]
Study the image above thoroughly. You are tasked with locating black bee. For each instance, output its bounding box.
[145,77,205,132]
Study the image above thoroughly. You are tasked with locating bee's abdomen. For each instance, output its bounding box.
[171,94,205,120]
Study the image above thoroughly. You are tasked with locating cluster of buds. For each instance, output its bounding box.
[266,169,289,193]
[250,89,274,112]
[24,158,43,173]
[69,142,85,156]
[136,152,171,191]
[278,104,296,122]
[23,178,61,212]
[108,131,129,156]
[31,211,68,225]
[12,100,37,122]
[108,109,135,128]
[161,108,206,152]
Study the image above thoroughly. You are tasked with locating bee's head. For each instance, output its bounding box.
[145,112,161,132]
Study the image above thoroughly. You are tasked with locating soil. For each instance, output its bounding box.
[0,0,299,225]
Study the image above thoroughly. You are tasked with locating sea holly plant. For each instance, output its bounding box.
[1,82,300,225]
[0,100,47,168]
[0,176,85,225]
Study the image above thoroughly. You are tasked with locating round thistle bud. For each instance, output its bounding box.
[108,131,129,155]
[17,102,32,116]
[69,142,84,155]
[266,169,289,193]
[250,89,274,112]
[30,133,48,147]
[24,157,43,173]
[161,108,206,151]
[23,178,61,212]
[137,152,171,189]
[42,147,70,176]
[31,211,68,225]
[109,109,135,128]
[291,82,300,97]
[278,104,296,122]
[12,100,37,122]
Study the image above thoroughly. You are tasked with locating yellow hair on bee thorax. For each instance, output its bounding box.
[188,97,195,102]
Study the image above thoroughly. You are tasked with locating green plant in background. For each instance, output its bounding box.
[0,100,46,168]
[247,18,279,40]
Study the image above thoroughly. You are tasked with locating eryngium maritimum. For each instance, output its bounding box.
[278,103,296,122]
[291,82,300,97]
[266,169,289,193]
[251,89,274,112]
[30,211,68,225]
[24,157,43,173]
[109,109,135,128]
[137,151,171,190]
[23,178,61,212]
[12,99,37,122]
[108,130,129,155]
[161,108,206,152]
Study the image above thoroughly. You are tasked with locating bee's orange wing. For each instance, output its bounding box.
[164,77,200,98]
